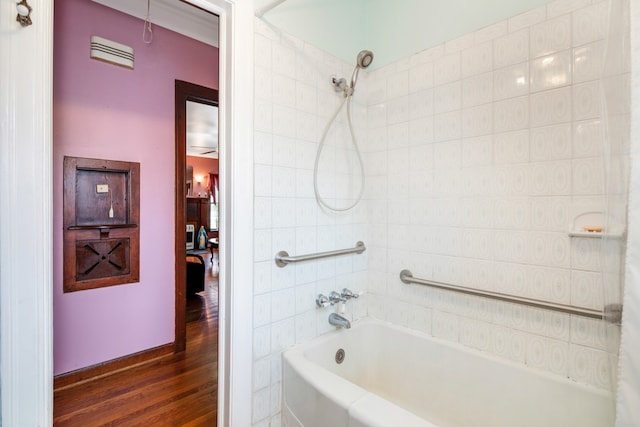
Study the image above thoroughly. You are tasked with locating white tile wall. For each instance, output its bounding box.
[252,18,368,426]
[494,29,529,68]
[253,0,626,423]
[530,14,572,58]
[363,0,623,394]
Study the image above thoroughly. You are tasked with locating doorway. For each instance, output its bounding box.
[0,0,256,424]
[175,80,220,352]
[52,0,220,404]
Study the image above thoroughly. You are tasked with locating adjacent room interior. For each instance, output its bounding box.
[52,0,221,423]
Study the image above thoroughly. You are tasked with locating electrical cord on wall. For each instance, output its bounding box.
[313,92,365,212]
[143,0,153,44]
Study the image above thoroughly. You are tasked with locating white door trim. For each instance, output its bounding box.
[188,0,254,425]
[0,0,253,425]
[0,0,54,424]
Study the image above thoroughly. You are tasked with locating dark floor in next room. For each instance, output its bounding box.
[53,254,219,426]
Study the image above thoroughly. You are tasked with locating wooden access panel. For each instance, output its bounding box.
[63,156,140,292]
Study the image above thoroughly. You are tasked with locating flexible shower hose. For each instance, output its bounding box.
[313,93,365,212]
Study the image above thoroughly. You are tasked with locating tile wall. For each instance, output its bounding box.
[252,19,369,426]
[252,0,629,424]
[365,0,625,393]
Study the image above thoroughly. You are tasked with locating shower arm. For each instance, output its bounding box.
[255,0,288,17]
[350,67,361,91]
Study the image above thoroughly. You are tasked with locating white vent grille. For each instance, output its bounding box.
[90,36,134,70]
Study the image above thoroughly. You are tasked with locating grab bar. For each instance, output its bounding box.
[399,269,605,319]
[275,241,366,268]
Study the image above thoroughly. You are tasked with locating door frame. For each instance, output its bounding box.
[0,0,254,426]
[175,80,219,352]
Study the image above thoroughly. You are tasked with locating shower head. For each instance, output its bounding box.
[357,50,374,69]
[350,50,374,92]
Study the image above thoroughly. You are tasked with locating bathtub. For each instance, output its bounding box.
[282,318,614,427]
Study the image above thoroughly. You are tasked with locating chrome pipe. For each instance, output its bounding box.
[399,269,605,320]
[275,241,366,268]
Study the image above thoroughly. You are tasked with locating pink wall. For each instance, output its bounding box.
[53,0,218,375]
[187,156,219,196]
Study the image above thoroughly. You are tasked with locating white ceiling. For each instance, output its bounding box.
[93,0,555,160]
[95,0,556,69]
[187,101,219,159]
[254,0,554,68]
[92,0,219,47]
[93,0,551,69]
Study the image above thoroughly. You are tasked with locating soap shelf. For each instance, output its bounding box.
[568,230,605,238]
[568,211,624,239]
[569,231,624,239]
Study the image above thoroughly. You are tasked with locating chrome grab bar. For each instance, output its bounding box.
[399,269,606,320]
[275,241,366,268]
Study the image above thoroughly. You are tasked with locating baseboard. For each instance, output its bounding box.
[53,343,174,391]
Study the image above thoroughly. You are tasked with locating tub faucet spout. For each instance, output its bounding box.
[329,313,351,329]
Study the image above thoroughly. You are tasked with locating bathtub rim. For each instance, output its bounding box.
[283,316,615,397]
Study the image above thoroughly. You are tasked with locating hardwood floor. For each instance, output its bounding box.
[54,253,219,426]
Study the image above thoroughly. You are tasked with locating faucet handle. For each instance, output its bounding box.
[341,288,359,299]
[329,291,346,304]
[316,294,331,308]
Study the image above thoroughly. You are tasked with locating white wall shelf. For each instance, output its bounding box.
[569,211,624,238]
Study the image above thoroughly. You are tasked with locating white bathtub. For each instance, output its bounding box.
[282,318,614,427]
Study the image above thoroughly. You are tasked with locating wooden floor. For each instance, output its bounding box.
[54,254,219,426]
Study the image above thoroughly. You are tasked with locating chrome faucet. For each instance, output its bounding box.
[316,294,331,307]
[329,291,346,304]
[328,313,351,329]
[341,288,359,300]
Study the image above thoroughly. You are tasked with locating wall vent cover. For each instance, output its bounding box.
[90,36,134,70]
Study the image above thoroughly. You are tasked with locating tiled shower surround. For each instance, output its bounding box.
[252,0,627,425]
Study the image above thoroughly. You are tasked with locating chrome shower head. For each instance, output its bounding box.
[356,50,374,69]
[350,50,374,92]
